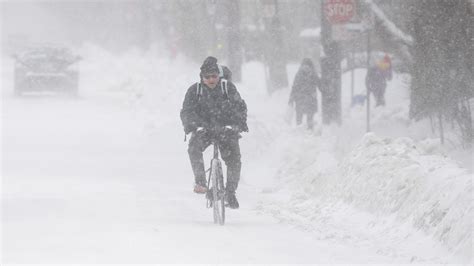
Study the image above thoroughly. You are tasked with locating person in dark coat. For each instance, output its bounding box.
[180,56,248,209]
[366,54,393,106]
[288,58,320,130]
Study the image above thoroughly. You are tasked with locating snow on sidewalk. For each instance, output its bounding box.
[240,63,472,263]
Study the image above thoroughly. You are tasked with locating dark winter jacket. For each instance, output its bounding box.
[180,80,248,134]
[289,59,320,114]
[365,66,392,92]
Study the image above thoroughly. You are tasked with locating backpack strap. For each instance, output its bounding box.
[221,79,228,100]
[196,80,228,100]
[195,82,202,100]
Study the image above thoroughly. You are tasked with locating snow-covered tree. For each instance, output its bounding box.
[410,0,473,146]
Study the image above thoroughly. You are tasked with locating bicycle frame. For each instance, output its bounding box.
[207,140,226,225]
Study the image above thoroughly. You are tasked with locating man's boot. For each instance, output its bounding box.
[193,178,208,194]
[225,191,239,209]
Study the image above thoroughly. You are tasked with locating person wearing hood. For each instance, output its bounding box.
[180,56,248,209]
[366,54,393,106]
[288,58,321,130]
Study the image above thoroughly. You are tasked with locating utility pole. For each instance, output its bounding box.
[351,43,355,105]
[226,0,242,82]
[262,0,288,94]
[320,0,342,125]
[205,0,218,57]
[366,26,371,132]
[364,4,373,132]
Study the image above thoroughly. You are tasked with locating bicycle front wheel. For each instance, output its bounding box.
[211,158,225,225]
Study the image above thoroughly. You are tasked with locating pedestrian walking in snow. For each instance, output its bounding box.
[366,54,393,107]
[180,56,248,209]
[288,58,321,130]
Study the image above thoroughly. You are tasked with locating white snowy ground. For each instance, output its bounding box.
[1,45,472,264]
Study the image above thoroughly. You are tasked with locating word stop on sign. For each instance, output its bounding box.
[324,0,355,24]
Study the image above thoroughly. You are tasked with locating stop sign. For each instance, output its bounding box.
[324,0,355,24]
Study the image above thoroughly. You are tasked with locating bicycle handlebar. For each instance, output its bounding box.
[196,125,239,135]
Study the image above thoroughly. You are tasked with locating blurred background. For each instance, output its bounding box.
[1,0,472,146]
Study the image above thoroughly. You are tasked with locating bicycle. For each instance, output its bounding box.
[198,126,240,225]
[205,138,226,225]
[199,125,243,225]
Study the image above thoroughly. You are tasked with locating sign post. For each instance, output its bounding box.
[320,0,356,125]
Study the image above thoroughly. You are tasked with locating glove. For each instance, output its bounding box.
[224,125,240,133]
[184,124,196,134]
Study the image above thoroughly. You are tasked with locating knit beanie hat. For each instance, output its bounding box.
[200,56,219,75]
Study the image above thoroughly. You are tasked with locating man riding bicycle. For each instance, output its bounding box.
[180,56,248,209]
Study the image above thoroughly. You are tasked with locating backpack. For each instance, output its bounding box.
[218,65,232,82]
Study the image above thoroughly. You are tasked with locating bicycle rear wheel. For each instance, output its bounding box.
[211,158,225,225]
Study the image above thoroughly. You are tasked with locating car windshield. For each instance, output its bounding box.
[18,47,76,72]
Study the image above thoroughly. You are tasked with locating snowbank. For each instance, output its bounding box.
[78,43,196,100]
[339,133,472,257]
[256,129,471,262]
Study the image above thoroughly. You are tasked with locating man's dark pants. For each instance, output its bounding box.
[188,130,241,193]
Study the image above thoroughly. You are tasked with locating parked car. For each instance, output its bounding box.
[13,46,81,96]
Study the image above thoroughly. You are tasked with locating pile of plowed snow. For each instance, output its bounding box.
[339,134,471,256]
[262,130,471,261]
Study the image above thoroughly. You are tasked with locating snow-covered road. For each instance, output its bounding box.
[2,93,397,264]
